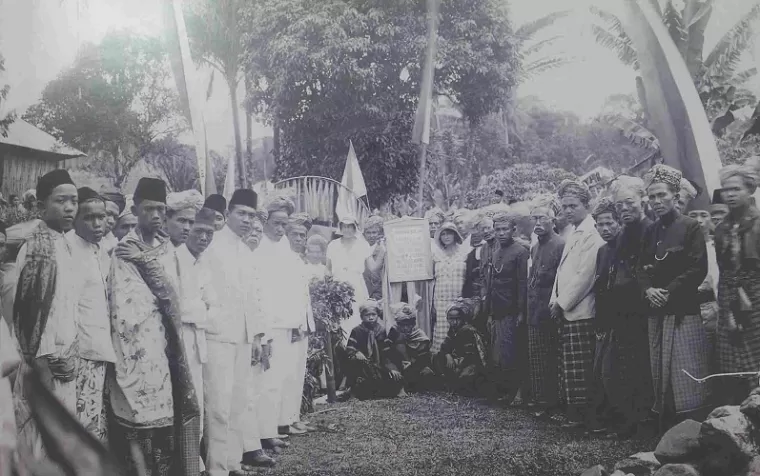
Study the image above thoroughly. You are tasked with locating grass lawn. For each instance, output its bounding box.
[257,393,657,476]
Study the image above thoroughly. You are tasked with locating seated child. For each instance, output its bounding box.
[346,300,403,399]
[433,298,489,396]
[383,303,436,394]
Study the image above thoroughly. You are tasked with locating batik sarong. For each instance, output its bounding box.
[528,323,559,406]
[487,315,520,392]
[76,359,107,442]
[649,314,712,414]
[559,319,595,406]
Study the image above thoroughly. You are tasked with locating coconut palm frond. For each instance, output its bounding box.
[599,114,660,151]
[523,56,573,78]
[515,10,571,40]
[591,25,639,69]
[521,36,564,57]
[704,3,760,75]
[589,7,628,36]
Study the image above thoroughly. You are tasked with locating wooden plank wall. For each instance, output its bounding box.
[0,150,58,199]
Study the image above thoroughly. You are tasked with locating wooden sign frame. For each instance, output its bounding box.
[383,217,434,283]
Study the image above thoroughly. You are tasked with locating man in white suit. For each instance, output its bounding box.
[550,180,605,431]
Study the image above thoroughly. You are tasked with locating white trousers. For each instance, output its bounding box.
[203,340,258,476]
[242,364,265,452]
[182,326,205,471]
[259,329,289,438]
[281,337,309,425]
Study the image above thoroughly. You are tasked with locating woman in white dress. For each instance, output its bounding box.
[431,222,470,352]
[327,216,372,340]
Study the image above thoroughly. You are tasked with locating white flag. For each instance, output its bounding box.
[222,153,236,203]
[335,140,367,221]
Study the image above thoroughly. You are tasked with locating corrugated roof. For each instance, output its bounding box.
[0,119,85,158]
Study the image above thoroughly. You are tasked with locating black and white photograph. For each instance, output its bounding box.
[1,0,760,475]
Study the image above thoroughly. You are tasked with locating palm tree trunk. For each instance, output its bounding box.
[228,77,245,189]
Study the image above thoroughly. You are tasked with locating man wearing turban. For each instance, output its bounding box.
[433,299,488,395]
[590,176,655,438]
[526,202,565,418]
[479,211,529,404]
[256,195,314,447]
[383,303,435,393]
[286,212,313,259]
[714,164,760,405]
[638,164,711,427]
[549,179,605,430]
[346,300,403,399]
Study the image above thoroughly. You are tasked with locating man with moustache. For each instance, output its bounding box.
[549,180,605,430]
[245,210,267,252]
[286,213,313,259]
[68,187,116,442]
[638,165,710,428]
[594,176,655,438]
[526,202,564,419]
[709,189,729,228]
[13,169,80,464]
[109,177,200,476]
[202,189,274,473]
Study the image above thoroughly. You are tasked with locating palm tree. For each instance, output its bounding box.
[591,0,760,137]
[503,11,574,146]
[185,0,248,188]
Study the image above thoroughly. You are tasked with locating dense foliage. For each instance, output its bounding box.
[23,32,184,188]
[0,53,15,137]
[241,0,519,205]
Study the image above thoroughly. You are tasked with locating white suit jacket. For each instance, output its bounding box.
[550,214,604,322]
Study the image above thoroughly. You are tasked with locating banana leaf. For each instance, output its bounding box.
[622,0,722,210]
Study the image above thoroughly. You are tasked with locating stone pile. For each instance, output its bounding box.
[579,388,760,476]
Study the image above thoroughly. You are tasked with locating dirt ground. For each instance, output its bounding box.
[254,393,656,476]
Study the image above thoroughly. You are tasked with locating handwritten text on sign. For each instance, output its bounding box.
[384,218,433,282]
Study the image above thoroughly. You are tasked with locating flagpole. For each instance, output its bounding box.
[413,0,439,218]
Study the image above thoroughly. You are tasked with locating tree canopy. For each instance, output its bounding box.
[241,0,519,205]
[23,32,184,188]
[0,53,15,137]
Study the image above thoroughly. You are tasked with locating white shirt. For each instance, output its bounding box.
[257,235,314,331]
[67,232,117,363]
[174,243,213,362]
[203,226,265,343]
[15,229,78,358]
[0,318,17,449]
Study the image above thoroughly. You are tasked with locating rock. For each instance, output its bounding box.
[739,388,760,426]
[655,420,703,464]
[740,456,760,476]
[614,452,662,476]
[653,464,700,476]
[580,465,608,476]
[609,471,628,476]
[700,405,758,467]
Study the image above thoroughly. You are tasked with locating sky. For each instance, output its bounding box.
[0,0,758,153]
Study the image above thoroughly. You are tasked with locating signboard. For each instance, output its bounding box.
[384,217,434,283]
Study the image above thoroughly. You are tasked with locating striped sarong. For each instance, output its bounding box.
[528,323,559,406]
[649,314,712,414]
[559,319,595,406]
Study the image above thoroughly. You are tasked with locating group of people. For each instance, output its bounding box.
[1,156,760,475]
[340,160,760,442]
[0,170,328,475]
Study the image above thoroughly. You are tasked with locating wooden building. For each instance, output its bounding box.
[0,119,85,199]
